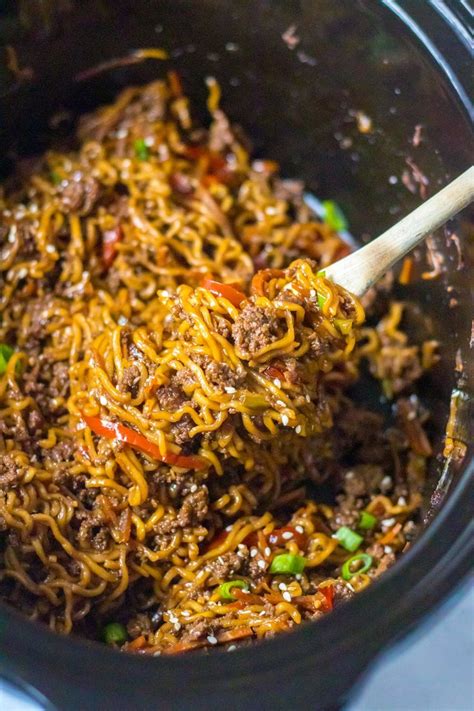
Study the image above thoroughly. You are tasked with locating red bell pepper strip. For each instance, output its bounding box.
[102,226,123,269]
[83,415,207,470]
[201,278,246,308]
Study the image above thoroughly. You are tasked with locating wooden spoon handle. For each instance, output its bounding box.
[325,166,474,297]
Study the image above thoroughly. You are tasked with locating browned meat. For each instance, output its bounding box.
[333,581,355,606]
[59,175,101,215]
[155,385,188,410]
[0,454,21,490]
[119,365,141,397]
[45,439,75,464]
[176,488,209,528]
[232,304,282,359]
[170,415,195,446]
[207,551,242,580]
[172,355,246,392]
[127,612,152,639]
[180,618,213,643]
[341,465,385,498]
[76,510,110,552]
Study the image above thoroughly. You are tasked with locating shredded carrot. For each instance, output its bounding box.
[378,522,402,546]
[399,256,413,285]
[126,635,146,651]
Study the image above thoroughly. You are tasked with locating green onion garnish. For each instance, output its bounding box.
[103,622,127,645]
[317,292,327,309]
[269,553,306,575]
[358,511,377,530]
[334,318,352,335]
[342,553,373,580]
[50,170,61,185]
[218,579,249,601]
[317,270,326,278]
[0,344,14,375]
[322,200,348,232]
[134,138,150,161]
[334,526,363,552]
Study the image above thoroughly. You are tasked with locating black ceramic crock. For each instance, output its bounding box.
[0,2,472,709]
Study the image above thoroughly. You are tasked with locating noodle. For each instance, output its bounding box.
[0,75,435,653]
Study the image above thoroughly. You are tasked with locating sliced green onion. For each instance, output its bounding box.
[103,621,127,645]
[334,318,353,335]
[0,344,14,375]
[218,579,249,601]
[269,553,306,575]
[317,292,327,309]
[317,269,326,278]
[134,138,150,161]
[334,526,363,552]
[50,170,61,185]
[342,553,373,580]
[358,511,377,530]
[322,199,348,232]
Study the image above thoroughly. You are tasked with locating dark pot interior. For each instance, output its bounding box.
[0,1,472,709]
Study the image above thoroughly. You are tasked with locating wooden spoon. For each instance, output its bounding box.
[324,166,474,296]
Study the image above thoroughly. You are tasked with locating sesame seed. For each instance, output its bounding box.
[174,623,181,631]
[274,378,281,388]
[250,547,258,558]
[384,546,393,554]
[282,591,292,602]
[190,484,198,493]
[347,583,355,592]
[295,425,302,434]
[276,400,286,407]
[281,414,289,426]
[257,559,266,570]
[397,496,407,506]
[295,574,302,581]
[8,225,17,242]
[264,547,271,557]
[382,517,396,529]
[295,526,304,534]
[225,386,236,394]
[17,268,28,279]
[282,531,293,540]
[305,394,311,403]
[181,610,190,617]
[227,644,237,651]
[207,635,217,645]
[45,244,56,254]
[117,315,128,326]
[278,582,287,591]
[309,289,316,299]
[99,395,107,406]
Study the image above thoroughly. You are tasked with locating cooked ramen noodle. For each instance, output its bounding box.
[0,74,436,653]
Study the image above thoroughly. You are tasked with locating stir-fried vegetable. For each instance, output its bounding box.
[334,526,363,552]
[218,580,249,601]
[0,344,14,375]
[269,553,306,575]
[201,278,246,307]
[83,415,207,470]
[134,138,150,161]
[322,199,348,232]
[103,622,128,645]
[358,511,377,530]
[342,553,373,580]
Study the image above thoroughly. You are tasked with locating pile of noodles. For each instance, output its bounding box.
[0,73,435,653]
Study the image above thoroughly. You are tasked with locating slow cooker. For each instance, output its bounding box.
[0,1,472,709]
